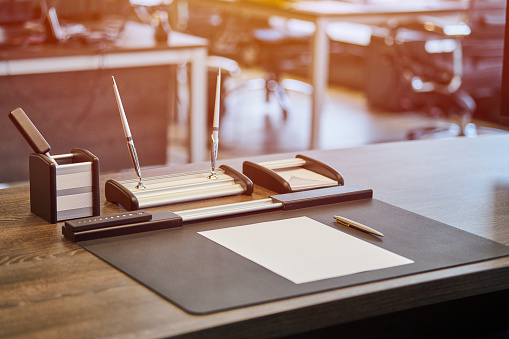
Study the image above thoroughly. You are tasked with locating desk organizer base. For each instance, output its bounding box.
[80,199,509,315]
[105,165,253,211]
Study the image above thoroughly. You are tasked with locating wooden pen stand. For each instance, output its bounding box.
[29,149,100,223]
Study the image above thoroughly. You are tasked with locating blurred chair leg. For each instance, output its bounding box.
[406,89,478,140]
[266,78,290,120]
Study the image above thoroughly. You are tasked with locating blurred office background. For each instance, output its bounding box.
[1,0,507,186]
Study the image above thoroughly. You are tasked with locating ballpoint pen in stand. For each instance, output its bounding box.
[112,76,146,189]
[209,68,221,180]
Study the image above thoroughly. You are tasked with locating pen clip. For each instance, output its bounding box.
[334,216,350,227]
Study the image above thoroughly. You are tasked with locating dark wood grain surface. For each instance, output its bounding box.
[1,135,509,338]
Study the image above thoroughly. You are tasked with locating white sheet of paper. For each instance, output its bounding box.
[199,216,413,284]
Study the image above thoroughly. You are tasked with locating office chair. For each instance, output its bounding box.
[247,19,368,120]
[180,3,314,120]
[248,21,312,120]
[367,0,505,139]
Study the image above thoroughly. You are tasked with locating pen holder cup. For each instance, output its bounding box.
[29,148,100,223]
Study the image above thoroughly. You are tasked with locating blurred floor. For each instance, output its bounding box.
[167,68,507,165]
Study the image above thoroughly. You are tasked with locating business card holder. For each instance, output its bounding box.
[243,154,344,193]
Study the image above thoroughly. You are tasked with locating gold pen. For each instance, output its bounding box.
[334,215,384,237]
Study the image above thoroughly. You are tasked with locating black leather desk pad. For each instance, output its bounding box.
[80,199,509,315]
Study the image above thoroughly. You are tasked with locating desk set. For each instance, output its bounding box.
[2,11,509,334]
[3,98,509,337]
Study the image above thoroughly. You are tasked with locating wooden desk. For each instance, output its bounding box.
[1,135,508,337]
[185,0,468,150]
[0,21,208,172]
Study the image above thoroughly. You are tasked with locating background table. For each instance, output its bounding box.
[1,134,508,337]
[184,0,469,150]
[0,21,208,182]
